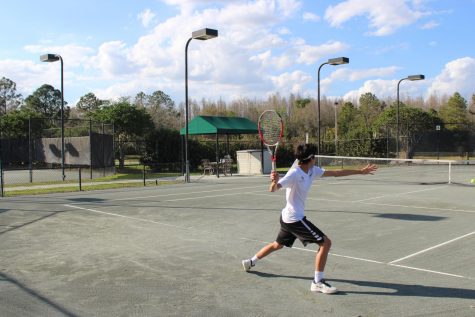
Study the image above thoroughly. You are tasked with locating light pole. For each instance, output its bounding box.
[334,101,339,155]
[396,74,424,158]
[185,28,218,183]
[40,53,65,180]
[317,57,349,162]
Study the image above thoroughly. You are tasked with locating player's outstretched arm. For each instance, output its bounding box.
[323,164,378,177]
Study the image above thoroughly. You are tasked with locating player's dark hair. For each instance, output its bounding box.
[295,143,317,164]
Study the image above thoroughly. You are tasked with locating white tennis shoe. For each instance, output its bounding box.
[241,259,254,271]
[311,279,338,294]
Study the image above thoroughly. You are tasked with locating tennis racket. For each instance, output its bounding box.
[258,110,284,171]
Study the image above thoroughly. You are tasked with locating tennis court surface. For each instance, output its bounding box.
[1,170,474,316]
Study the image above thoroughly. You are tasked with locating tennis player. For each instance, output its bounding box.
[242,143,377,294]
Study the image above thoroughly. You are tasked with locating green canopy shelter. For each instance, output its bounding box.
[179,116,261,176]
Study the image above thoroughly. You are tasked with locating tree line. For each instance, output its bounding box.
[1,76,475,167]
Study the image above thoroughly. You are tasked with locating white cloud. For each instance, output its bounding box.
[324,0,425,36]
[421,20,439,29]
[124,0,305,101]
[303,12,320,22]
[138,9,156,27]
[270,70,312,94]
[89,41,137,78]
[24,44,94,68]
[343,76,427,104]
[343,79,400,102]
[325,66,400,83]
[338,57,475,104]
[296,41,349,65]
[0,59,54,96]
[427,57,475,99]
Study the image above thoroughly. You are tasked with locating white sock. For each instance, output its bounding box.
[314,271,324,283]
[251,255,259,265]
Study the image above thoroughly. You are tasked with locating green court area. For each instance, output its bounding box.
[1,172,474,316]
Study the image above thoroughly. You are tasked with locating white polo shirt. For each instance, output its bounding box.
[278,165,325,223]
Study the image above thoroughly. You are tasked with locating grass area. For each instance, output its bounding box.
[4,168,183,188]
[3,179,183,197]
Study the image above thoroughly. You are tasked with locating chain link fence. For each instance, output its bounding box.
[0,162,183,197]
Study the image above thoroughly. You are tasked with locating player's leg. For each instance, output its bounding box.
[290,217,338,294]
[242,226,295,272]
[315,236,332,272]
[312,236,337,294]
[242,241,283,271]
[256,241,284,258]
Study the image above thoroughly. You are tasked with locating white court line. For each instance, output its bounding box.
[64,204,194,230]
[162,191,255,202]
[114,185,263,201]
[388,264,470,279]
[306,195,475,214]
[63,204,473,281]
[252,193,475,214]
[389,230,475,264]
[240,237,472,279]
[240,238,384,264]
[354,186,448,203]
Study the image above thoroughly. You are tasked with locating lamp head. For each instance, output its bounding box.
[328,57,349,65]
[192,28,218,40]
[407,74,425,81]
[40,54,60,62]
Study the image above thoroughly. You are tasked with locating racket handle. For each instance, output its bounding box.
[271,160,276,171]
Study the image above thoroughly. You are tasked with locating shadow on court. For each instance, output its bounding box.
[331,278,475,300]
[374,213,446,221]
[247,272,475,300]
[247,270,311,281]
[0,210,66,236]
[0,272,80,317]
[318,209,447,222]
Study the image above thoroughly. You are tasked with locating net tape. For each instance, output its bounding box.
[315,155,465,184]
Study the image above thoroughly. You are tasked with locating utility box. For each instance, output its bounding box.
[236,149,271,175]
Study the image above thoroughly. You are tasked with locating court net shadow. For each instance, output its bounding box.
[317,210,447,222]
[330,278,475,300]
[374,213,446,221]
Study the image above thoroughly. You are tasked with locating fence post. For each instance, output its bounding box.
[90,118,93,179]
[0,160,4,197]
[79,167,82,191]
[29,116,33,183]
[112,122,116,175]
[102,122,106,177]
[143,164,146,186]
[0,136,3,197]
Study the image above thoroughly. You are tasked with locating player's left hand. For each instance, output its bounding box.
[361,164,378,174]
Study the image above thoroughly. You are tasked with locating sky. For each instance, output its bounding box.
[1,0,475,107]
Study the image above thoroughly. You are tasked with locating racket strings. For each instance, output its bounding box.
[260,113,282,146]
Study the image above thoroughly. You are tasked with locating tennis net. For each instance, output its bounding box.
[315,155,475,185]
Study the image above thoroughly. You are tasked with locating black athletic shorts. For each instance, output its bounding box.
[275,216,325,247]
